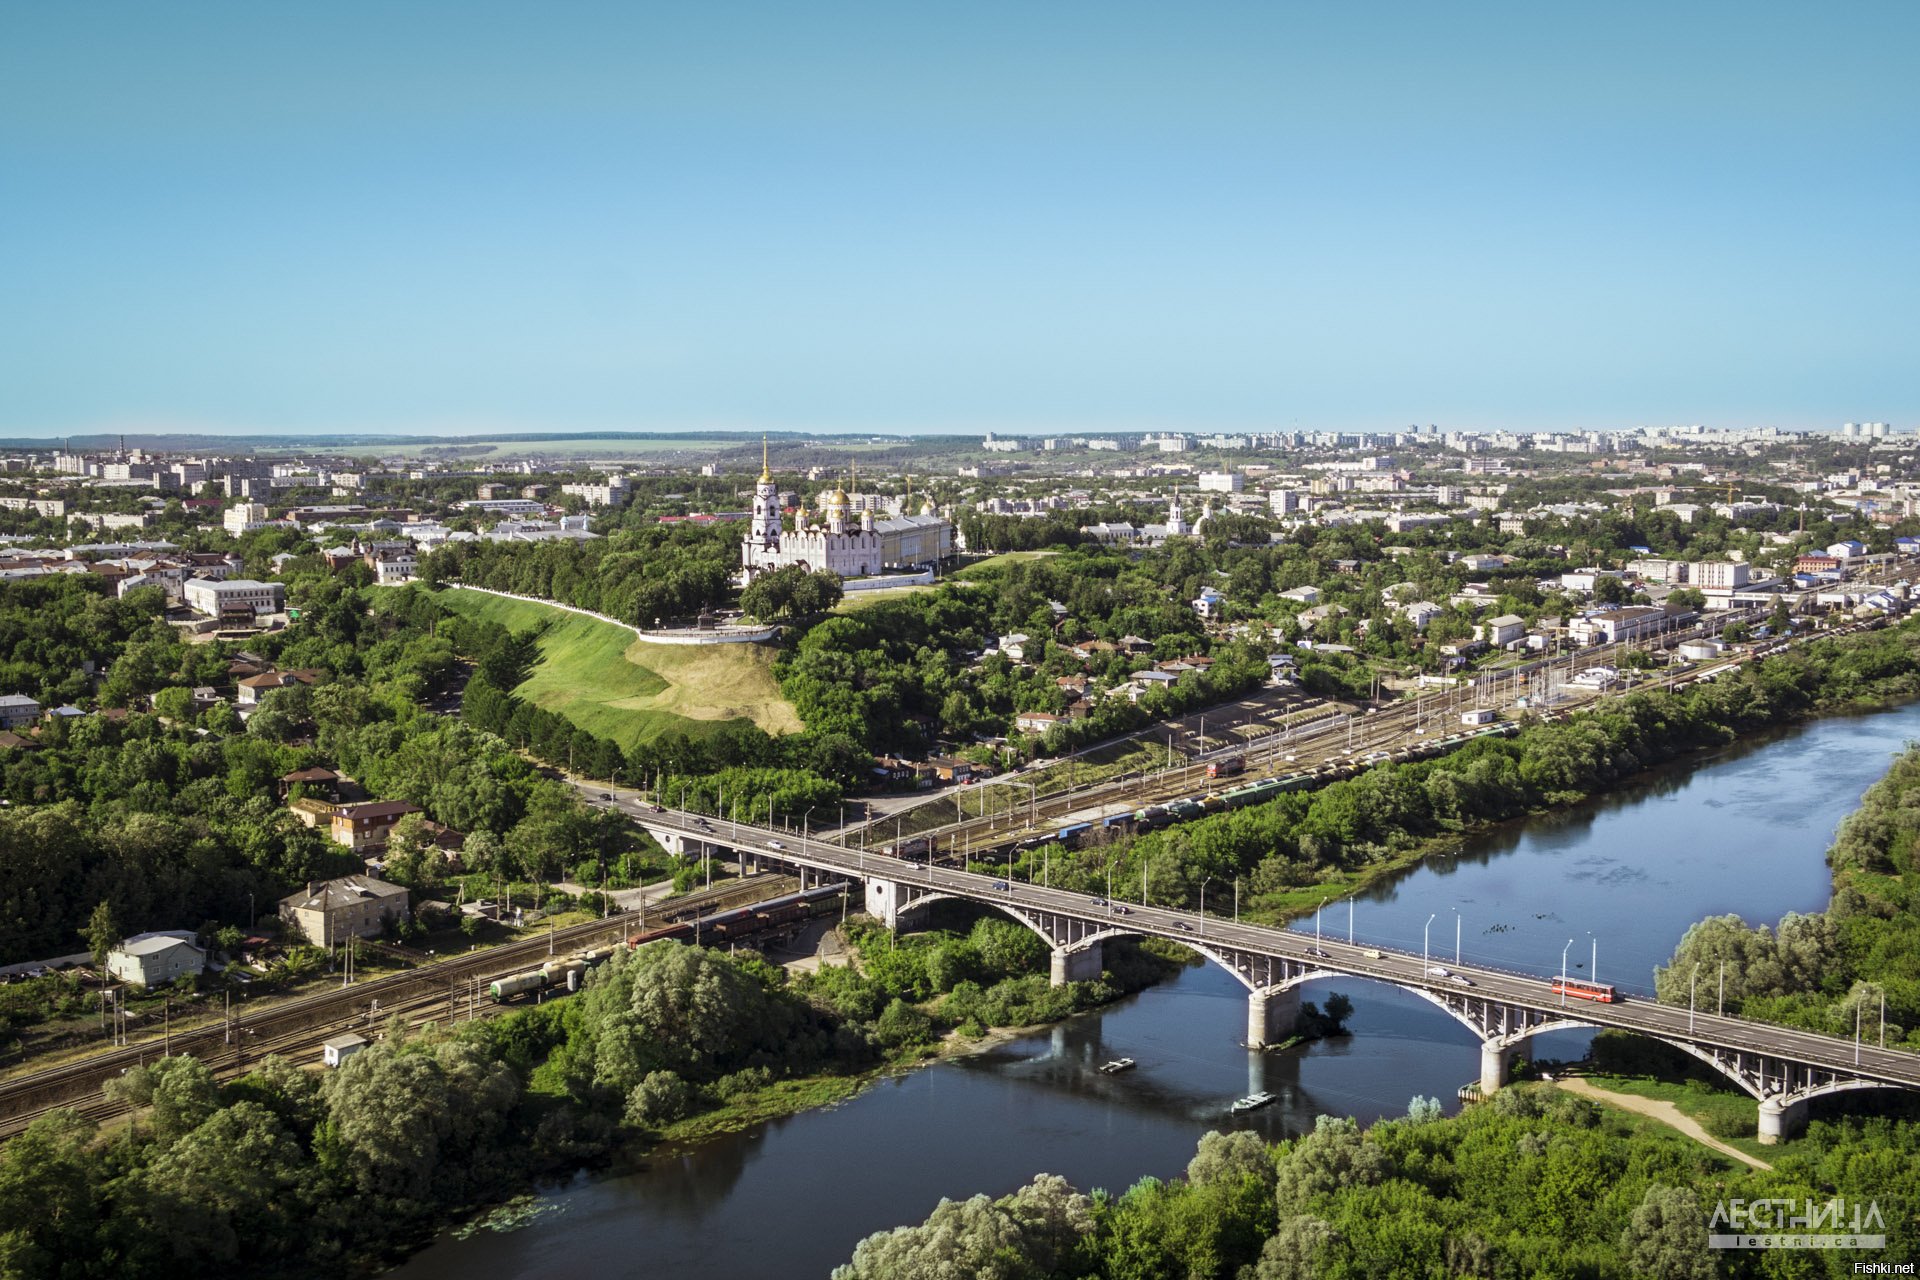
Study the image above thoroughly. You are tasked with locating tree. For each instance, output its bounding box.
[1251,1215,1339,1280]
[150,685,195,723]
[1272,1115,1391,1212]
[1594,575,1632,605]
[319,1037,519,1207]
[623,1070,695,1128]
[1619,1185,1715,1280]
[833,1173,1093,1280]
[84,900,120,968]
[104,1056,222,1146]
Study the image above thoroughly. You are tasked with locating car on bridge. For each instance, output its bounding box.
[1305,946,1329,958]
[1426,966,1451,978]
[767,839,785,850]
[991,879,1009,890]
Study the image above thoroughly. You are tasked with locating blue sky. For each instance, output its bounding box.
[3,2,1915,437]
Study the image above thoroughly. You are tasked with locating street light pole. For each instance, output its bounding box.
[1423,912,1435,973]
[1689,963,1700,1036]
[1199,877,1214,935]
[1561,939,1573,1007]
[1455,911,1462,965]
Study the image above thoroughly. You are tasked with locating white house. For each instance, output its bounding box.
[0,694,41,730]
[106,932,206,988]
[1398,601,1445,632]
[1192,588,1225,619]
[1479,614,1527,647]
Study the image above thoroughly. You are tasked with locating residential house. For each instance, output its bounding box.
[1015,710,1067,735]
[236,668,321,707]
[278,766,344,801]
[328,800,423,851]
[1398,601,1444,632]
[106,932,206,988]
[278,874,412,946]
[0,695,42,730]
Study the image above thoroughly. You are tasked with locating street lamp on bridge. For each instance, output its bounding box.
[1560,939,1574,1007]
[1423,913,1436,973]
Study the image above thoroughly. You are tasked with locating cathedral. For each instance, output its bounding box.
[739,447,953,582]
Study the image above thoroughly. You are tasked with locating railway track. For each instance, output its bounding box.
[874,601,1896,857]
[0,912,641,1138]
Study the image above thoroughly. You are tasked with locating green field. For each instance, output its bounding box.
[431,588,803,747]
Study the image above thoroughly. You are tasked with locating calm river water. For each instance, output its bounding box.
[392,703,1920,1280]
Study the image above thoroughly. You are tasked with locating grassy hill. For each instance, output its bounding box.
[430,588,803,747]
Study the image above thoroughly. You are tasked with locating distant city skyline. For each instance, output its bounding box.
[3,3,1915,437]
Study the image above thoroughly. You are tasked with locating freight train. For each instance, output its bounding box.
[624,883,847,951]
[1013,724,1525,845]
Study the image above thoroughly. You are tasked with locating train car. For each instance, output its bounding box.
[1199,792,1228,814]
[1167,797,1206,820]
[1550,976,1617,1003]
[1206,756,1247,780]
[1054,822,1094,849]
[626,921,695,948]
[488,970,547,1002]
[1132,804,1171,831]
[1101,812,1137,836]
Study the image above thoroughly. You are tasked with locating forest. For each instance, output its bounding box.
[832,1091,1920,1279]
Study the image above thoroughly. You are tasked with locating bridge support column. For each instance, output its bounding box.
[863,878,901,930]
[1479,1039,1529,1093]
[1757,1096,1807,1145]
[1247,986,1299,1049]
[1049,942,1103,987]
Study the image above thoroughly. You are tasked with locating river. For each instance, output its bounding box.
[391,702,1920,1280]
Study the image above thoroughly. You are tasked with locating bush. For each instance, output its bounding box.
[624,1070,695,1128]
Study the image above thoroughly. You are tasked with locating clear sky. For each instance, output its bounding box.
[3,2,1915,437]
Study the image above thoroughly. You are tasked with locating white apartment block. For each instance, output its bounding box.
[559,476,632,507]
[1691,561,1751,591]
[1197,472,1243,493]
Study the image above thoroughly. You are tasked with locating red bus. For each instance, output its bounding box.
[1551,977,1617,1003]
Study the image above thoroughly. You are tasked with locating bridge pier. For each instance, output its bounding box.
[1049,942,1103,987]
[1247,986,1299,1049]
[862,878,901,930]
[1479,1038,1531,1093]
[1757,1096,1808,1145]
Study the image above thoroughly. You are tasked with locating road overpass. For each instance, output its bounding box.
[621,802,1920,1143]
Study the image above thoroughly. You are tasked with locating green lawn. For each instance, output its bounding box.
[431,588,802,747]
